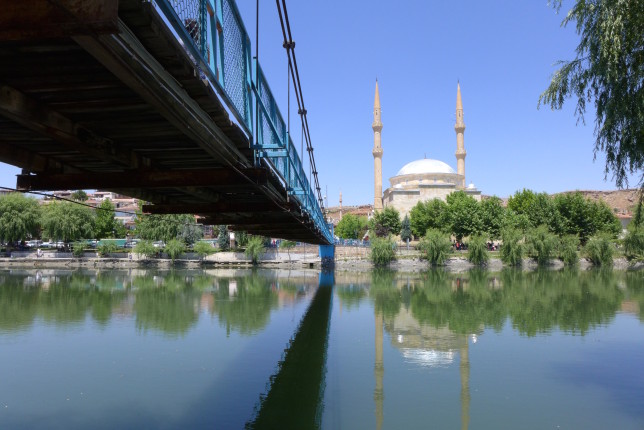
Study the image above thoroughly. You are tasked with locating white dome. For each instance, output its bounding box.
[396,159,456,176]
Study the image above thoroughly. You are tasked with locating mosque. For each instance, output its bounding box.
[372,81,481,218]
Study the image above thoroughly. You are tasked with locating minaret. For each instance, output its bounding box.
[455,82,466,188]
[372,80,384,210]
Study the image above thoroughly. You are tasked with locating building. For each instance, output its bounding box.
[373,82,481,218]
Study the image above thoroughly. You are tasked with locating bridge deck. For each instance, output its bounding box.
[0,0,329,244]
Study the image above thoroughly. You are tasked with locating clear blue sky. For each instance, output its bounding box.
[0,1,634,206]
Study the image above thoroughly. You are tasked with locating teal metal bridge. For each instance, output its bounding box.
[0,0,332,244]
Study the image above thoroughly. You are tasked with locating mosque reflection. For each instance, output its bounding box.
[335,268,644,430]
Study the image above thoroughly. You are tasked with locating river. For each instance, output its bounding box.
[0,268,642,429]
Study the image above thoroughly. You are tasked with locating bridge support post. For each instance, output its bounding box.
[319,245,335,269]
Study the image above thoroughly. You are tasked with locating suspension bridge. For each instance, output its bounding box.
[0,0,333,246]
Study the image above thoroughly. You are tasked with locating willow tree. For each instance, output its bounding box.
[539,0,644,188]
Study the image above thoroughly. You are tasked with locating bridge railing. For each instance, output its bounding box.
[155,0,331,244]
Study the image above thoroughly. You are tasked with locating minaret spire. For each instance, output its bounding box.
[455,82,466,188]
[372,80,383,210]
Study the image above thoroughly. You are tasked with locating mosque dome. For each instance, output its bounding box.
[395,159,456,176]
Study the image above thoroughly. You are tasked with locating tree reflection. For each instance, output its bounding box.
[211,273,279,336]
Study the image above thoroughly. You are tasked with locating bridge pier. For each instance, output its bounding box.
[319,245,335,269]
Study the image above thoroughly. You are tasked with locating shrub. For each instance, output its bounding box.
[558,235,580,266]
[72,242,85,257]
[623,225,644,260]
[244,236,265,265]
[165,239,185,261]
[193,241,215,260]
[279,240,296,261]
[467,235,489,265]
[418,229,452,266]
[500,228,523,266]
[217,225,230,251]
[370,237,396,267]
[134,240,156,260]
[583,234,615,267]
[97,241,118,256]
[525,225,557,266]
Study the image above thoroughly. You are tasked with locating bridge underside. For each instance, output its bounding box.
[0,0,329,244]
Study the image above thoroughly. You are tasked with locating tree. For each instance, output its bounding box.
[335,214,368,239]
[507,189,536,215]
[370,237,396,266]
[71,190,88,202]
[94,199,119,239]
[409,198,448,237]
[539,0,644,188]
[217,225,230,250]
[479,196,506,240]
[179,220,203,246]
[41,201,94,241]
[136,213,195,243]
[245,236,265,265]
[164,238,185,261]
[134,240,157,260]
[279,240,296,261]
[0,193,41,248]
[445,191,483,241]
[400,215,412,242]
[193,241,215,260]
[554,191,620,243]
[370,207,401,237]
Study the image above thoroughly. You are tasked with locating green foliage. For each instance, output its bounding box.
[165,239,185,261]
[623,225,644,260]
[279,240,296,260]
[502,209,531,233]
[217,225,230,251]
[558,235,580,267]
[136,213,195,243]
[235,231,249,247]
[507,189,536,214]
[583,234,615,267]
[500,228,524,266]
[97,241,118,256]
[370,207,401,237]
[335,213,368,239]
[370,237,396,267]
[526,225,557,266]
[178,220,203,246]
[41,201,95,242]
[409,198,448,237]
[0,193,41,245]
[554,192,621,243]
[507,190,560,231]
[193,241,215,259]
[244,236,265,265]
[71,241,85,257]
[94,198,119,239]
[467,235,489,265]
[70,190,88,202]
[134,240,157,259]
[445,191,483,241]
[539,0,644,188]
[418,229,452,266]
[479,196,506,240]
[400,215,412,242]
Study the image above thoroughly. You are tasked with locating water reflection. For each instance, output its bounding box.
[246,272,333,429]
[0,269,317,337]
[334,268,644,430]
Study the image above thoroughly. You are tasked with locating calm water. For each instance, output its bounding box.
[0,268,643,429]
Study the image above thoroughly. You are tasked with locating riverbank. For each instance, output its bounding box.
[1,253,642,271]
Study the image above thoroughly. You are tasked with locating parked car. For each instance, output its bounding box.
[153,241,165,248]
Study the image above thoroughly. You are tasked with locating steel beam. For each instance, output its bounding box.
[16,167,268,191]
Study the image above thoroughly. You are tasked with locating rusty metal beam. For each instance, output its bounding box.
[142,201,281,215]
[16,167,268,190]
[0,0,118,41]
[0,84,139,168]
